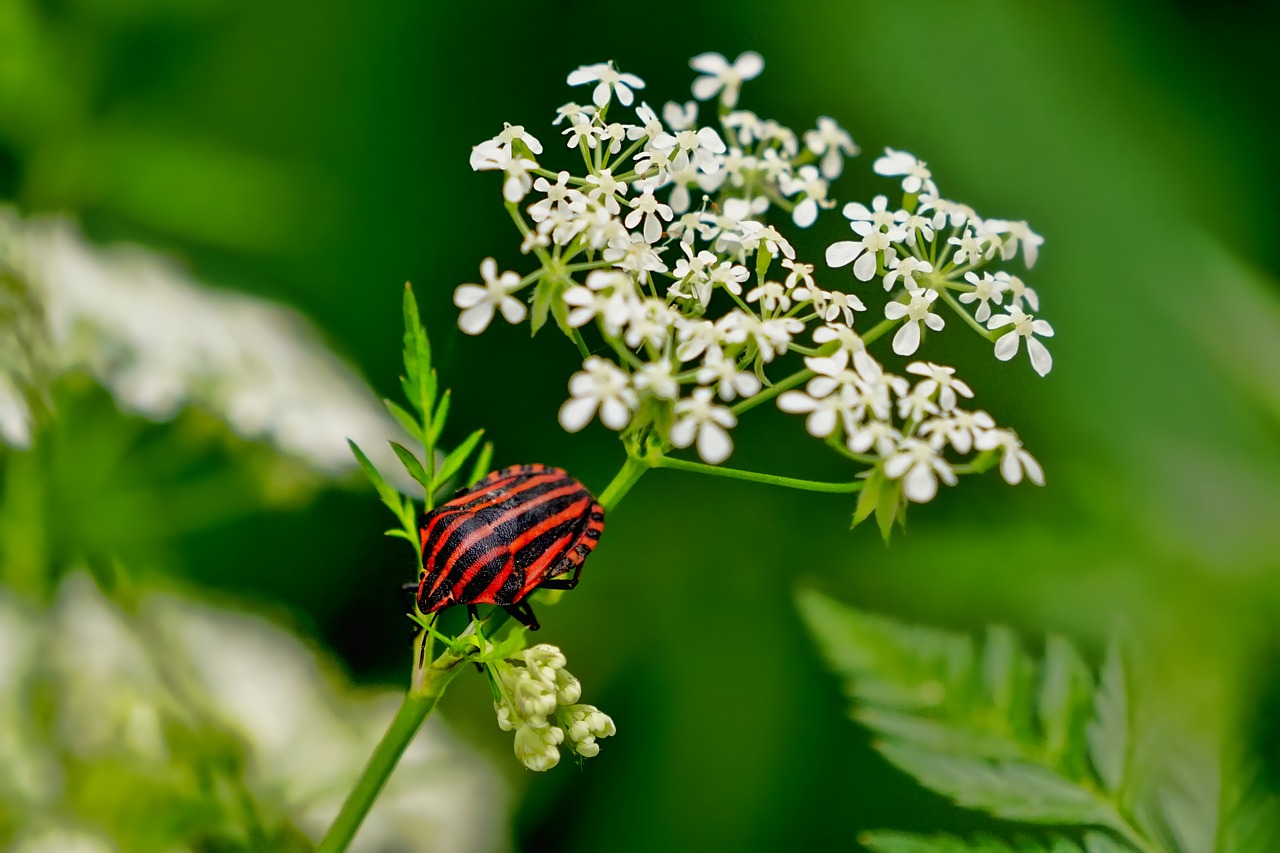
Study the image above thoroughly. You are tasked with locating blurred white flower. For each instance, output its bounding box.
[559,356,637,432]
[3,214,412,482]
[689,51,764,108]
[454,257,527,334]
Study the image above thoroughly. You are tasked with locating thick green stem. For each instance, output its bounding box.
[315,650,467,853]
[597,454,650,511]
[653,455,865,493]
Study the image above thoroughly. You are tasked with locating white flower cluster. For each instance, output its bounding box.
[491,643,615,772]
[458,53,1052,502]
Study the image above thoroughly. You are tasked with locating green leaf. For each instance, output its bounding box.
[795,589,1144,838]
[466,441,495,487]
[1087,638,1128,795]
[432,429,485,492]
[384,398,424,444]
[428,389,452,446]
[530,278,558,336]
[384,528,417,543]
[1217,755,1280,853]
[348,439,400,513]
[860,832,1082,853]
[1081,832,1130,853]
[389,441,429,493]
[401,283,436,417]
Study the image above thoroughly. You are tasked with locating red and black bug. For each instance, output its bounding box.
[415,464,604,631]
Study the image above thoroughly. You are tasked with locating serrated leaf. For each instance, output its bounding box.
[348,439,400,512]
[432,429,485,492]
[401,283,436,417]
[466,441,495,487]
[384,398,424,444]
[876,742,1116,826]
[389,442,429,492]
[982,625,1036,738]
[852,468,883,529]
[1087,638,1128,795]
[861,832,1082,853]
[1039,636,1093,770]
[1081,832,1129,853]
[428,389,452,446]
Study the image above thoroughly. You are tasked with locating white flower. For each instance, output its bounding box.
[696,349,760,401]
[689,51,764,108]
[473,149,539,203]
[905,362,973,412]
[746,281,790,313]
[847,420,902,456]
[872,147,938,196]
[740,315,803,362]
[826,221,904,282]
[559,356,637,432]
[624,190,674,243]
[528,171,585,223]
[959,271,1004,322]
[947,229,996,266]
[453,258,527,334]
[671,387,736,464]
[918,408,995,454]
[634,359,679,400]
[663,100,698,130]
[813,322,865,354]
[651,127,727,174]
[976,429,1045,486]
[883,289,944,356]
[842,194,904,233]
[584,168,628,214]
[994,270,1040,311]
[803,117,859,179]
[566,61,645,107]
[884,438,957,503]
[469,122,543,171]
[987,307,1054,376]
[562,114,602,150]
[780,165,833,227]
[883,255,934,293]
[778,384,853,438]
[985,218,1045,268]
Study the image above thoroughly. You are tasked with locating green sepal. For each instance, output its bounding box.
[389,441,429,493]
[433,429,485,492]
[530,278,559,337]
[550,285,575,341]
[875,475,905,541]
[384,398,424,444]
[852,468,884,529]
[754,246,771,283]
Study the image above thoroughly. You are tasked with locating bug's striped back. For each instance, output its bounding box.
[417,464,603,612]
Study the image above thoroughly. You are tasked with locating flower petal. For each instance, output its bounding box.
[697,423,733,464]
[458,303,495,335]
[559,397,598,432]
[993,330,1019,361]
[892,320,920,356]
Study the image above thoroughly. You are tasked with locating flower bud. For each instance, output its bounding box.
[514,723,564,772]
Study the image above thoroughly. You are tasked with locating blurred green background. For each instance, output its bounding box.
[2,0,1279,849]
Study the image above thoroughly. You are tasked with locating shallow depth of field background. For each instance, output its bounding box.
[2,0,1279,849]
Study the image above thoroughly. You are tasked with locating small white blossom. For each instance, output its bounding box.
[872,147,938,196]
[566,61,645,107]
[663,100,698,130]
[558,704,616,758]
[652,127,727,174]
[559,356,637,432]
[847,420,902,456]
[905,362,973,411]
[696,349,760,401]
[976,428,1045,486]
[624,190,674,243]
[453,258,526,334]
[671,387,737,463]
[985,218,1045,268]
[987,307,1054,376]
[883,256,934,293]
[842,195,904,232]
[994,270,1040,312]
[634,359,679,400]
[803,116,859,179]
[884,437,957,503]
[689,51,764,108]
[513,722,564,772]
[918,408,995,454]
[960,271,1004,322]
[780,165,834,227]
[883,289,944,356]
[826,221,904,282]
[584,169,628,214]
[746,281,790,314]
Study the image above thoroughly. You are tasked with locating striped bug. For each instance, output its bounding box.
[415,464,604,631]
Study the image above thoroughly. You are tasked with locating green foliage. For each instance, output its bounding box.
[861,831,1092,853]
[349,284,490,567]
[796,589,1280,853]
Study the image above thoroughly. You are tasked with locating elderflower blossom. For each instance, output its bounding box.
[456,53,1056,509]
[490,644,615,772]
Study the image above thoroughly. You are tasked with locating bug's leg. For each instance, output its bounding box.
[416,611,441,669]
[538,544,590,591]
[502,599,541,631]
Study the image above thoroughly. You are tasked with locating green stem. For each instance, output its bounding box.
[653,455,864,493]
[598,454,650,511]
[315,650,468,853]
[938,287,998,341]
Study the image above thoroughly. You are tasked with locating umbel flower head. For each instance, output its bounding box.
[459,52,1052,509]
[489,643,615,772]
